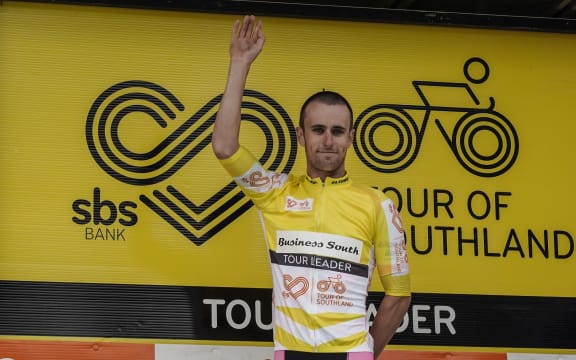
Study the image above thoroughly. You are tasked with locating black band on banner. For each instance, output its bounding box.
[0,280,575,349]
[9,0,576,34]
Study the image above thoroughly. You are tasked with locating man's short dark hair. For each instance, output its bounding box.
[299,90,354,129]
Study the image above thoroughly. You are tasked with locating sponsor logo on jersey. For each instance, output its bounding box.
[276,230,362,263]
[282,274,309,299]
[285,196,313,211]
[382,199,410,274]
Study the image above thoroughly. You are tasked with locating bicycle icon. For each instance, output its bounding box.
[317,274,346,294]
[353,57,519,177]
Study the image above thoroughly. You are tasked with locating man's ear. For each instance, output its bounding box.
[347,128,355,147]
[296,127,305,147]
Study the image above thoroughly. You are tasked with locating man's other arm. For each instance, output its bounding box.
[371,289,411,359]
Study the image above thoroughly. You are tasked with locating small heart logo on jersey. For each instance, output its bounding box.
[86,80,296,245]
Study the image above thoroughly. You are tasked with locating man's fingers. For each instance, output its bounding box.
[231,19,240,38]
[231,15,264,53]
[254,20,263,41]
[240,15,254,38]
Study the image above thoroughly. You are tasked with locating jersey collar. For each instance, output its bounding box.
[304,173,351,189]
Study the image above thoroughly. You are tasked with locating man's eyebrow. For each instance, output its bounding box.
[330,125,348,132]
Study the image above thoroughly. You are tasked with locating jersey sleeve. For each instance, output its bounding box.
[372,191,411,296]
[217,145,289,209]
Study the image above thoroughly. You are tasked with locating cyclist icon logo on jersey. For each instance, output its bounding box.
[318,274,347,294]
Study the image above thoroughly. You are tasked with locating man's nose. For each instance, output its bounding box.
[323,132,334,146]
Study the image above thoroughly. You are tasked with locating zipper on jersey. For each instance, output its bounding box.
[316,181,325,231]
[313,181,326,352]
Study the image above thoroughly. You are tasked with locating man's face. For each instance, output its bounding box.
[296,101,354,180]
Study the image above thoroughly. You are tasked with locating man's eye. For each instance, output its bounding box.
[332,129,345,136]
[312,128,324,134]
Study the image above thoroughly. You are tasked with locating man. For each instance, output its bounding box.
[212,15,411,360]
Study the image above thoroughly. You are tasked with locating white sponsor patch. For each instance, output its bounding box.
[284,196,313,211]
[276,230,362,263]
[382,199,409,274]
[234,162,287,193]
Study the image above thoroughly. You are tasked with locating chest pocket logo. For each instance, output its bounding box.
[285,196,314,211]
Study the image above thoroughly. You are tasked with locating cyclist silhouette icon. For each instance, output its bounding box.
[317,274,346,294]
[353,57,519,177]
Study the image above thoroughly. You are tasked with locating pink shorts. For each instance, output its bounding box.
[274,350,374,360]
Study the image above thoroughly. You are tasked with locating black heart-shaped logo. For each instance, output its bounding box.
[86,80,296,245]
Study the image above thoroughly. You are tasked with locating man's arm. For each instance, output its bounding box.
[212,15,265,160]
[371,293,411,359]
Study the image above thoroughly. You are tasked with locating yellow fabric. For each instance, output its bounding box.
[380,273,411,297]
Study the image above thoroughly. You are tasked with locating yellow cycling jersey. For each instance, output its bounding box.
[219,146,410,353]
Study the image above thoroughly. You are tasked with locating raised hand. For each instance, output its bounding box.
[229,15,265,65]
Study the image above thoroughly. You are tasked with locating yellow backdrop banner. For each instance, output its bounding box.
[1,2,575,298]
